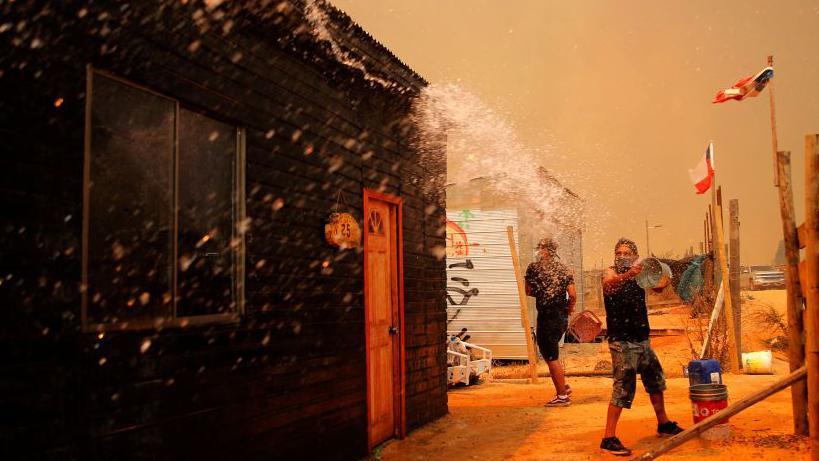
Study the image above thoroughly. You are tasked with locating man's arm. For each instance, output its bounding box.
[566,283,577,315]
[525,265,536,297]
[602,265,642,295]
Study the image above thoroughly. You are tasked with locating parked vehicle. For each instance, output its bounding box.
[749,265,786,290]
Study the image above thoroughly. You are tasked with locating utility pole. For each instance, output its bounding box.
[645,219,662,256]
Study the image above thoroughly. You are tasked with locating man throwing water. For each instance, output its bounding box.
[599,238,684,456]
[525,237,576,407]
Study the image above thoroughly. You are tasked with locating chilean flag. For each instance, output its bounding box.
[713,67,774,103]
[689,142,715,194]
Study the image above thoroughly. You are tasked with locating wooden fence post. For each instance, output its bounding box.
[803,138,819,455]
[728,199,742,367]
[507,226,539,384]
[717,186,724,223]
[729,199,742,362]
[712,201,740,371]
[777,150,809,436]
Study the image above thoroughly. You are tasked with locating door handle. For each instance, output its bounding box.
[388,326,399,335]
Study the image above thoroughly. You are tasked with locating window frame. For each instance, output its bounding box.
[81,66,246,332]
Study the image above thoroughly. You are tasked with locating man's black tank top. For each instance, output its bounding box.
[603,267,650,342]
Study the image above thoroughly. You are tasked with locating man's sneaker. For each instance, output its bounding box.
[599,437,632,456]
[545,395,571,407]
[657,421,685,437]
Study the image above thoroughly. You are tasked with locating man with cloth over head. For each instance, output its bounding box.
[599,238,684,457]
[525,237,576,407]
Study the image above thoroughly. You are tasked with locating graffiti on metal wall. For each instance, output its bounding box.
[446,215,481,324]
[446,259,479,323]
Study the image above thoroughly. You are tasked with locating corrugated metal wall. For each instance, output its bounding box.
[446,208,585,359]
[445,209,530,359]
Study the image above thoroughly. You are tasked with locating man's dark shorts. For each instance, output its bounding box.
[536,318,568,362]
[608,339,667,409]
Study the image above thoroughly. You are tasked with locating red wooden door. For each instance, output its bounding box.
[364,191,403,449]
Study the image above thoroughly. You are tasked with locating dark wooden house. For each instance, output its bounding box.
[0,1,447,459]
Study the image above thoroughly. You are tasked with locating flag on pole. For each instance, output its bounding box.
[689,142,715,194]
[712,66,774,103]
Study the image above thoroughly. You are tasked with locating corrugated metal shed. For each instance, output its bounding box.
[446,209,531,359]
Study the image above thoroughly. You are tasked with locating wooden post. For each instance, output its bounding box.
[702,218,708,253]
[507,226,539,384]
[777,150,809,436]
[634,366,807,461]
[706,210,712,253]
[729,199,742,361]
[769,55,780,187]
[804,136,819,455]
[717,186,724,224]
[712,201,740,371]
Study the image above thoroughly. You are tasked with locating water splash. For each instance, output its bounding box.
[303,0,396,89]
[411,83,584,238]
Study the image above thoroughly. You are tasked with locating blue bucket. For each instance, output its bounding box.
[688,359,722,386]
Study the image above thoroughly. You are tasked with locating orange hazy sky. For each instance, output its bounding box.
[333,0,819,268]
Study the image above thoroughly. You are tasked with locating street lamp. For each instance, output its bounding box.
[646,220,663,256]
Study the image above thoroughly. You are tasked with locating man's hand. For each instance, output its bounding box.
[567,283,577,315]
[626,262,643,279]
[603,262,642,294]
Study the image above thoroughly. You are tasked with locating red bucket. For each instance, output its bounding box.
[689,383,730,440]
[568,311,603,343]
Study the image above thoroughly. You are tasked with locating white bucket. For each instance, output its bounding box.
[741,350,773,375]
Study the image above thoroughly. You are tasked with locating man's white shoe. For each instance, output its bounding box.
[545,395,571,407]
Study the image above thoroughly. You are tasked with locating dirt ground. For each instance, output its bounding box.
[376,290,807,460]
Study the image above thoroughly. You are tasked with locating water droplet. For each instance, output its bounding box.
[111,241,125,260]
[188,40,202,53]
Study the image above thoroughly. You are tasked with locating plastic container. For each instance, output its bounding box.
[741,350,774,374]
[568,311,603,343]
[690,383,730,441]
[635,257,673,289]
[688,359,723,386]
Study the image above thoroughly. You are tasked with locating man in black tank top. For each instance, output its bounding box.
[598,238,684,456]
[525,238,576,407]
